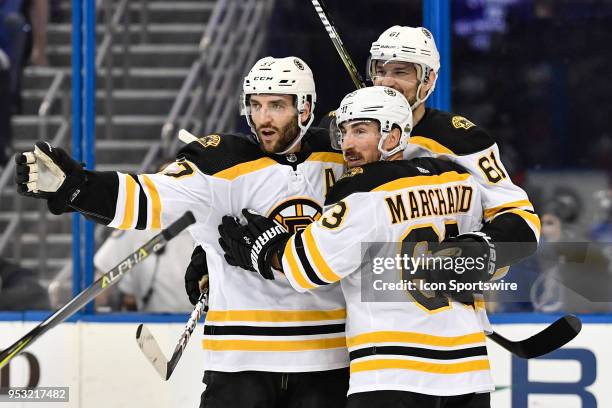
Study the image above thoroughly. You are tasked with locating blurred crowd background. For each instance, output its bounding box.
[1,0,611,314]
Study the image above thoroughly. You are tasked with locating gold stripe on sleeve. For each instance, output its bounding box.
[284,236,316,290]
[142,175,161,229]
[303,225,342,283]
[507,209,541,236]
[484,199,533,220]
[118,175,137,229]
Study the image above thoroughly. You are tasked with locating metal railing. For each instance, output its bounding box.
[0,0,143,268]
[0,70,70,268]
[96,0,149,139]
[1,0,273,277]
[161,0,275,155]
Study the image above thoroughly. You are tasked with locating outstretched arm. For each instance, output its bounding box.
[15,142,221,230]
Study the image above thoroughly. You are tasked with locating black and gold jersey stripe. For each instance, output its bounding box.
[204,323,345,336]
[411,108,495,155]
[350,358,490,375]
[202,337,347,352]
[176,127,340,180]
[346,330,489,375]
[349,345,488,361]
[320,108,495,157]
[284,223,343,290]
[202,308,347,353]
[325,158,470,206]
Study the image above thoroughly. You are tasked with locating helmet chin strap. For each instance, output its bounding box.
[274,111,314,155]
[377,130,404,161]
[411,64,436,110]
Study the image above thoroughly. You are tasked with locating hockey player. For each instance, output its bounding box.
[321,26,540,264]
[218,86,501,407]
[14,57,349,408]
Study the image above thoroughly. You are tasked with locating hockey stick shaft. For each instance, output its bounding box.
[165,292,208,378]
[0,211,196,369]
[487,332,522,355]
[310,0,366,88]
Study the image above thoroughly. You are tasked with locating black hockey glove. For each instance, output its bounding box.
[218,209,290,280]
[14,142,86,214]
[184,245,209,306]
[422,232,496,301]
[218,216,256,271]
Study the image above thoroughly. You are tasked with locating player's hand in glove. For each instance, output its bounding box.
[218,209,290,280]
[184,246,209,305]
[218,215,256,272]
[421,232,496,301]
[14,142,86,214]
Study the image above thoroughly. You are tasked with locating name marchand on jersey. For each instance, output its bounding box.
[337,164,476,225]
[280,159,495,395]
[383,180,474,224]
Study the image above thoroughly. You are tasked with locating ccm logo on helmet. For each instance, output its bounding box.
[294,58,305,70]
[253,76,274,81]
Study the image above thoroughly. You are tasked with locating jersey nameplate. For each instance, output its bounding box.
[385,184,474,224]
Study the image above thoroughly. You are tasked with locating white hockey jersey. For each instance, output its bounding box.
[76,130,349,372]
[280,158,495,396]
[406,109,540,255]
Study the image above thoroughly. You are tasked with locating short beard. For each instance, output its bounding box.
[257,115,300,154]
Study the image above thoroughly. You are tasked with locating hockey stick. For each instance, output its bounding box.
[136,291,208,380]
[310,0,366,89]
[488,314,581,359]
[0,211,196,370]
[178,128,198,144]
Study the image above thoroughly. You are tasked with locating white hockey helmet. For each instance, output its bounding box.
[242,56,317,154]
[367,26,440,109]
[334,86,412,160]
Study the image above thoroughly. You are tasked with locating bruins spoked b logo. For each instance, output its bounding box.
[268,198,322,233]
[197,134,221,148]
